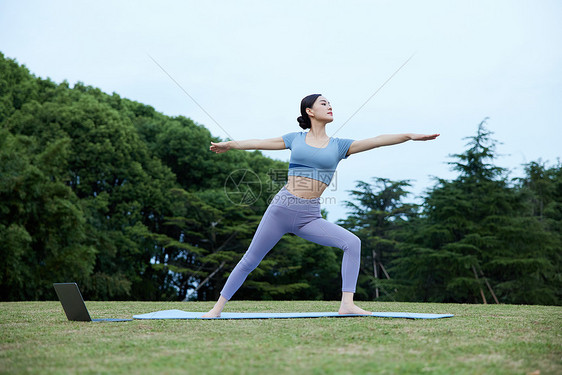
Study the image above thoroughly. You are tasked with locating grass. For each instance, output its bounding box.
[0,300,560,374]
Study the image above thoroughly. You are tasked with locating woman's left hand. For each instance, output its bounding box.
[411,133,440,141]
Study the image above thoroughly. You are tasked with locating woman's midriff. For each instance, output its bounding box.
[285,176,328,199]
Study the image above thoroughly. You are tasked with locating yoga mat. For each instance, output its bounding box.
[133,309,454,320]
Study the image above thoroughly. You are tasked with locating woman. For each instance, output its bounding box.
[203,94,439,318]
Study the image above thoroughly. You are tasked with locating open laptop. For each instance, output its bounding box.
[53,282,132,322]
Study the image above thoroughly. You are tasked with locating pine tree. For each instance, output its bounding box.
[391,119,560,304]
[337,178,418,300]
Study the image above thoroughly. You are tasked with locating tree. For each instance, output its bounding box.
[337,178,418,300]
[0,130,95,300]
[514,161,562,303]
[391,119,560,304]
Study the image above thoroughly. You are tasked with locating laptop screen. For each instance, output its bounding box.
[53,283,92,321]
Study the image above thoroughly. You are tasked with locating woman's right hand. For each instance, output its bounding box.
[210,141,231,153]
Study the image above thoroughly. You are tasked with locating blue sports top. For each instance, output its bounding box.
[282,131,355,185]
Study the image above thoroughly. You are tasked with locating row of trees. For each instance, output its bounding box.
[340,123,561,305]
[1,52,560,304]
[0,52,326,302]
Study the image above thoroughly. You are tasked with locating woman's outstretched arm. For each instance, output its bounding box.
[347,133,439,156]
[210,137,286,153]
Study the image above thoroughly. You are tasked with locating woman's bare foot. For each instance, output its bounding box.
[201,295,228,318]
[338,303,371,315]
[339,291,371,315]
[201,309,221,318]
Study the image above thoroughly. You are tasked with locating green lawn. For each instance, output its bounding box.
[1,301,560,374]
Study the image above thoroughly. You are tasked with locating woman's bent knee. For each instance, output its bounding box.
[345,234,361,257]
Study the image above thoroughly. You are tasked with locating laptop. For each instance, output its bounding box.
[53,283,132,322]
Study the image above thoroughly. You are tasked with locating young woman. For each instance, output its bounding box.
[203,94,439,317]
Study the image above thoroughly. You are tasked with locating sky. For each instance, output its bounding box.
[1,0,560,223]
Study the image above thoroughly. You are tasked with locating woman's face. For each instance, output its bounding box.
[307,96,333,123]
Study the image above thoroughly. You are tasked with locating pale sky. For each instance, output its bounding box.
[1,0,560,223]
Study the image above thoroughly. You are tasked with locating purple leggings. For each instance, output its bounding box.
[220,186,361,300]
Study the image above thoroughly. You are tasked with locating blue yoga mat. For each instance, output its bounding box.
[133,309,454,320]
